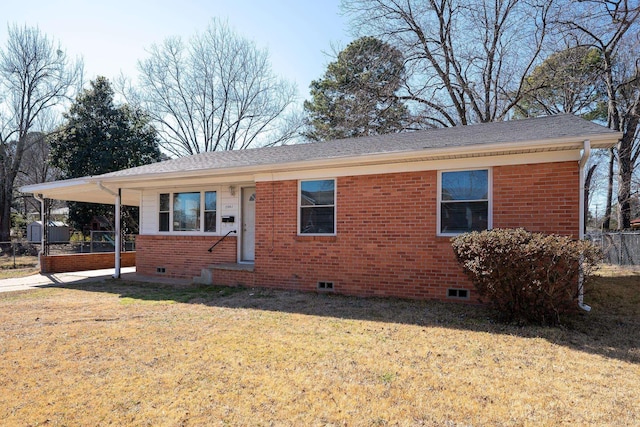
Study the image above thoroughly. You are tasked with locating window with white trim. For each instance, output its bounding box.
[299,179,335,235]
[158,190,218,233]
[173,192,200,231]
[204,191,217,232]
[159,193,170,232]
[439,169,490,234]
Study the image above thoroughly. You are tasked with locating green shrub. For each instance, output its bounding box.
[451,228,601,325]
[10,212,27,238]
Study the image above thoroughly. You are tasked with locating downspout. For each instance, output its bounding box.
[33,193,45,270]
[97,182,121,279]
[578,140,591,312]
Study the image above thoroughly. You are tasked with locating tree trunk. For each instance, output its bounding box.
[618,130,634,230]
[0,189,12,242]
[617,106,640,230]
[603,147,615,230]
[0,134,26,242]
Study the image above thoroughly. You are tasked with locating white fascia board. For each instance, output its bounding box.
[20,178,141,206]
[20,132,618,200]
[20,177,94,194]
[105,174,257,190]
[287,133,617,168]
[100,132,618,186]
[165,133,608,180]
[255,150,582,182]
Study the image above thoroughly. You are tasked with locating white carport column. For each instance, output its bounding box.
[97,182,122,279]
[114,188,121,279]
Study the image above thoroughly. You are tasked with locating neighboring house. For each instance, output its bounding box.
[22,115,620,301]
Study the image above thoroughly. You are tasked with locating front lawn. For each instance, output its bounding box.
[0,269,638,426]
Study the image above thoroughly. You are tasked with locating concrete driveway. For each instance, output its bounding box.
[0,267,138,293]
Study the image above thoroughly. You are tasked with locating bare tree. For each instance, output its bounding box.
[341,0,554,127]
[556,0,640,230]
[0,24,82,241]
[13,130,61,218]
[128,19,301,157]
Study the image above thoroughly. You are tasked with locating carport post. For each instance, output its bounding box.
[114,188,121,279]
[97,182,122,279]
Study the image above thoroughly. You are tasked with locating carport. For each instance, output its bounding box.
[22,178,141,278]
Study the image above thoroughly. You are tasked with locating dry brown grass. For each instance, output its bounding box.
[0,255,39,279]
[0,267,638,426]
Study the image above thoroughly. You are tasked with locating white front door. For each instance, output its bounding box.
[241,187,256,262]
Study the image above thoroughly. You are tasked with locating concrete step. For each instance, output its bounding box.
[193,268,213,285]
[207,263,254,272]
[193,263,255,285]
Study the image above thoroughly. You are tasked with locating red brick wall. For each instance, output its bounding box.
[253,161,579,301]
[493,162,579,237]
[136,235,237,279]
[41,252,136,274]
[255,172,470,300]
[212,269,256,287]
[132,161,580,300]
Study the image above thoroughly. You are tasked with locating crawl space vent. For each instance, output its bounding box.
[317,281,334,291]
[447,288,469,299]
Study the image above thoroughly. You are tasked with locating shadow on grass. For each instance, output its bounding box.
[43,273,640,365]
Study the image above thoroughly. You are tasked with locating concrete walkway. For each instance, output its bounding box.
[0,267,190,293]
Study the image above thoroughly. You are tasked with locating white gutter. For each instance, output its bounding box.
[33,193,45,270]
[97,182,121,279]
[75,133,622,188]
[578,140,591,312]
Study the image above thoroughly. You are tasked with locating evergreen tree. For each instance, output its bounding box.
[303,36,413,141]
[50,76,161,232]
[515,46,606,119]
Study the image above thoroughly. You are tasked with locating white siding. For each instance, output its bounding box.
[140,191,158,234]
[219,189,240,234]
[139,184,244,235]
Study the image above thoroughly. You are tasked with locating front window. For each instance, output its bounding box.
[204,191,217,232]
[300,179,335,234]
[439,169,490,234]
[173,192,200,231]
[159,193,170,232]
[158,190,217,233]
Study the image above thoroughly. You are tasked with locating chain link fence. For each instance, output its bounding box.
[0,241,37,269]
[1,234,136,269]
[586,232,640,266]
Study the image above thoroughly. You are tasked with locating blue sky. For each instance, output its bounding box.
[2,0,351,99]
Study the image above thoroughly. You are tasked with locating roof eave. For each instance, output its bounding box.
[20,177,94,194]
[20,178,141,206]
[93,131,622,185]
[19,129,621,200]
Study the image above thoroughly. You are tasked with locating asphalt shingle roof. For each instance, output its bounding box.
[100,114,618,179]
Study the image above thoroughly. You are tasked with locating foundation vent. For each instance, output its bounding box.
[156,267,166,274]
[447,288,469,299]
[317,281,334,291]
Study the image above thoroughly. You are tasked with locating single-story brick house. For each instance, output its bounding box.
[22,114,620,302]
